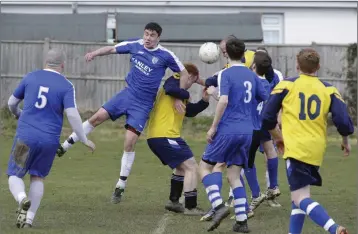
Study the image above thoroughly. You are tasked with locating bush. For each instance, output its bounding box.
[344,43,357,125]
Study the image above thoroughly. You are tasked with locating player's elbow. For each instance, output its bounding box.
[262,119,277,131]
[205,76,218,87]
[334,118,355,137]
[218,96,228,105]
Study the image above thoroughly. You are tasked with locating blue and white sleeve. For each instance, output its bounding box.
[218,70,229,97]
[114,39,141,54]
[165,50,185,73]
[13,75,27,99]
[63,84,77,109]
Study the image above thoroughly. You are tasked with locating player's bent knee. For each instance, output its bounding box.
[263,141,277,158]
[181,158,198,172]
[30,175,44,181]
[291,186,311,206]
[213,162,225,172]
[124,126,140,151]
[89,108,110,126]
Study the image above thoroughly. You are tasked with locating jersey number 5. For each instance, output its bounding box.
[298,92,321,120]
[35,86,50,109]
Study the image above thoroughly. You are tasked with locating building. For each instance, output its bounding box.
[1,0,357,44]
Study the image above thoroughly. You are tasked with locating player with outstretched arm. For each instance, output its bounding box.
[57,22,191,204]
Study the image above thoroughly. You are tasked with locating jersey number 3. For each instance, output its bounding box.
[35,86,50,109]
[244,81,252,103]
[298,92,321,120]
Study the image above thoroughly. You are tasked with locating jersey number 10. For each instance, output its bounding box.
[298,92,321,120]
[35,86,50,109]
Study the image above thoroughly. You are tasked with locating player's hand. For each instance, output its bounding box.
[341,141,351,157]
[83,139,96,153]
[206,86,217,96]
[202,88,210,102]
[207,127,217,143]
[174,99,186,114]
[84,52,96,62]
[275,138,285,155]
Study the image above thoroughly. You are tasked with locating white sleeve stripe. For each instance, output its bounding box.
[72,84,77,109]
[114,39,143,48]
[217,70,223,97]
[158,45,185,71]
[64,77,77,108]
[274,69,284,81]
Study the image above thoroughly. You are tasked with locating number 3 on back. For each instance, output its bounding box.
[298,92,321,120]
[35,86,50,109]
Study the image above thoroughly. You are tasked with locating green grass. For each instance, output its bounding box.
[0,114,357,234]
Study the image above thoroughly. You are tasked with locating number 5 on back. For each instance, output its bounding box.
[35,86,50,109]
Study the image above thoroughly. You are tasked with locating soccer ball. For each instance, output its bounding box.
[199,42,220,64]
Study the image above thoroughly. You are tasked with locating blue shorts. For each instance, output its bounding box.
[102,88,153,133]
[7,136,59,178]
[202,134,252,168]
[147,137,194,169]
[285,157,322,192]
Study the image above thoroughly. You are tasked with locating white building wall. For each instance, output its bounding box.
[284,8,357,44]
[1,1,357,44]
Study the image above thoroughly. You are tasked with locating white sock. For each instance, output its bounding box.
[63,120,94,150]
[26,180,44,225]
[265,170,270,188]
[229,187,233,197]
[116,151,136,188]
[8,176,27,204]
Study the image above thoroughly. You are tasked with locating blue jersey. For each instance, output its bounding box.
[254,71,282,129]
[115,39,185,105]
[217,64,269,135]
[13,69,76,142]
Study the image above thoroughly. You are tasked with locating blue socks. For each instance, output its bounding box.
[244,166,261,198]
[299,198,338,234]
[267,157,278,189]
[202,172,224,209]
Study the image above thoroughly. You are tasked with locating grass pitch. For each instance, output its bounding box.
[0,118,356,234]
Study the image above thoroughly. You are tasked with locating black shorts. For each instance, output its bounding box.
[147,137,193,169]
[285,157,322,191]
[248,129,272,168]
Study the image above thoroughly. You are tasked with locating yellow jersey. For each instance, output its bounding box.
[224,49,255,69]
[146,75,209,139]
[262,74,354,166]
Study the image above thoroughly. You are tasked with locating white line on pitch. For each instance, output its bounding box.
[152,213,170,234]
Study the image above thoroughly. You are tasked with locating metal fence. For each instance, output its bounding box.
[1,39,356,116]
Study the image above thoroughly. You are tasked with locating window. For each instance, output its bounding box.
[261,14,284,44]
[107,14,116,43]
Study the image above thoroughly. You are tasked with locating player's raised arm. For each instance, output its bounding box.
[262,81,289,131]
[185,88,210,117]
[7,75,27,119]
[162,47,188,89]
[163,77,190,100]
[204,75,218,88]
[85,38,140,62]
[63,85,95,152]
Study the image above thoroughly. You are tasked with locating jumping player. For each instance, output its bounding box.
[56,22,190,204]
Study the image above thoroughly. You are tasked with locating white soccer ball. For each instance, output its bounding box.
[199,42,220,64]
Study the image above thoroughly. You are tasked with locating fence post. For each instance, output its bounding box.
[43,38,50,67]
[311,41,323,77]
